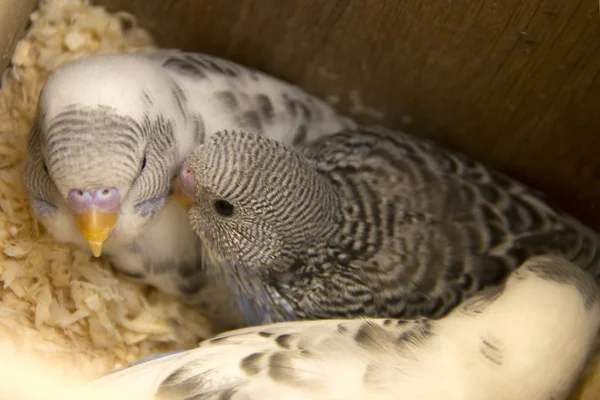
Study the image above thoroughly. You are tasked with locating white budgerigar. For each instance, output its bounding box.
[73,255,600,400]
[24,50,355,330]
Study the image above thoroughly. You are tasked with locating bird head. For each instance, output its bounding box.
[25,54,192,257]
[179,129,341,279]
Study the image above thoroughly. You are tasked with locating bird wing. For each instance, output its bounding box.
[147,49,355,147]
[298,126,600,319]
[78,318,431,400]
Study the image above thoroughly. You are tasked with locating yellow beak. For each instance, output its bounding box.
[73,209,118,257]
[169,177,193,211]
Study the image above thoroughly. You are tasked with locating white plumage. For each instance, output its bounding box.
[72,255,600,400]
[25,50,354,330]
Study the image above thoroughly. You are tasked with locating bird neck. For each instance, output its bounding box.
[200,245,297,326]
[234,276,297,326]
[302,178,343,243]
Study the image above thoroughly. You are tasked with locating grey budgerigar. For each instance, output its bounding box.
[24,50,354,330]
[74,255,600,400]
[179,127,600,325]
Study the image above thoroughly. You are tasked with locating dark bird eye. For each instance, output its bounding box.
[214,200,234,217]
[141,155,147,171]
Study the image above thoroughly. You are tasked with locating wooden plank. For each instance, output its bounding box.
[93,0,600,230]
[0,0,38,75]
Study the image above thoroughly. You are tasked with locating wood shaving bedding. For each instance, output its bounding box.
[0,1,598,399]
[0,0,212,380]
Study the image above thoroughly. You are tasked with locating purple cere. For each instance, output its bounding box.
[93,187,120,212]
[67,189,92,214]
[67,188,120,214]
[179,163,196,198]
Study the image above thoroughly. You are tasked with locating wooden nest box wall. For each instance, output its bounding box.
[0,1,599,399]
[3,0,599,231]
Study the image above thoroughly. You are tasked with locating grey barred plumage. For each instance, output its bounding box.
[159,52,245,79]
[183,127,600,325]
[187,130,341,276]
[75,255,600,400]
[25,50,353,331]
[30,106,177,219]
[150,50,354,146]
[25,121,57,216]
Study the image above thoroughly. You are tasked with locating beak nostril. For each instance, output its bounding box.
[68,189,92,214]
[92,188,120,212]
[179,163,197,199]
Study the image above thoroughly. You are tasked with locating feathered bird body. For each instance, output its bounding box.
[148,50,351,146]
[75,255,600,400]
[25,50,353,330]
[183,127,600,324]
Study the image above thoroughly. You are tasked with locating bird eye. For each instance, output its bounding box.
[214,200,235,217]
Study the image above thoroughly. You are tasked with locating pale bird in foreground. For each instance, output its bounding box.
[68,255,600,400]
